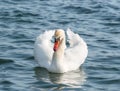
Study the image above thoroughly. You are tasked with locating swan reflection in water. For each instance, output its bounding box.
[33,67,87,90]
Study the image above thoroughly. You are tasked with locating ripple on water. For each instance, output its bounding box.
[24,56,34,60]
[63,5,97,14]
[0,80,14,85]
[0,58,14,65]
[0,0,120,91]
[13,10,40,17]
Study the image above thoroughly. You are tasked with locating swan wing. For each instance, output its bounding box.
[65,29,88,70]
[34,30,54,69]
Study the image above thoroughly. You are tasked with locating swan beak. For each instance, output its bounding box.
[53,39,60,51]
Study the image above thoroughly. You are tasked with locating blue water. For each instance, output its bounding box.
[0,0,120,91]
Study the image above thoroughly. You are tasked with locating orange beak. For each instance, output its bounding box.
[53,40,59,51]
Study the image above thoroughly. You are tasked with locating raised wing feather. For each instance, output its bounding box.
[65,28,88,70]
[34,30,54,69]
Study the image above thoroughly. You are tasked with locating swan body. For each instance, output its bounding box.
[34,29,88,73]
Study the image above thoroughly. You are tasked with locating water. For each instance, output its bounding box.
[0,0,120,91]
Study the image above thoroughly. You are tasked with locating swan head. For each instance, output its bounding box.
[53,29,65,52]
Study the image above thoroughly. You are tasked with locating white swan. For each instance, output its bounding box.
[34,29,88,73]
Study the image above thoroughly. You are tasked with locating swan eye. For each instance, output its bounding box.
[55,37,61,42]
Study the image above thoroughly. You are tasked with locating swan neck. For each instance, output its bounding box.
[52,38,66,61]
[50,38,66,72]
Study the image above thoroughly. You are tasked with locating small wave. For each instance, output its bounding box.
[8,31,31,39]
[13,10,39,17]
[0,80,14,85]
[63,5,97,14]
[12,39,34,44]
[97,78,120,84]
[25,56,34,60]
[0,23,9,28]
[109,31,120,34]
[101,22,120,26]
[0,58,14,65]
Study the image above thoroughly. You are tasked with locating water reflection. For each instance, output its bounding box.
[34,67,86,90]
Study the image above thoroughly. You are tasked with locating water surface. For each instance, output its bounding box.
[0,0,120,91]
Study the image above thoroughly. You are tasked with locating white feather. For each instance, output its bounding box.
[34,29,88,73]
